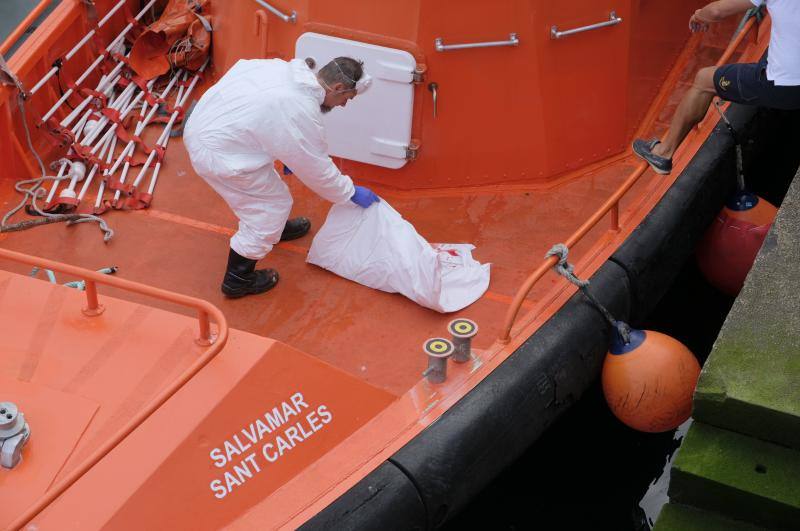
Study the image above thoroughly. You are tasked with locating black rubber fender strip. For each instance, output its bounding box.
[303,104,764,530]
[299,461,427,531]
[306,260,630,529]
[610,103,758,320]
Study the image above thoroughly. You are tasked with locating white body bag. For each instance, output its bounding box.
[307,201,491,312]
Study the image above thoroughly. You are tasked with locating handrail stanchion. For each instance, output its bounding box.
[500,162,646,343]
[610,203,620,231]
[0,248,229,530]
[82,279,103,316]
[719,16,757,66]
[197,310,212,345]
[499,257,560,343]
[498,15,760,343]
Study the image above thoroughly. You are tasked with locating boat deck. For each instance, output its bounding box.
[0,145,655,396]
[0,4,771,528]
[0,22,743,397]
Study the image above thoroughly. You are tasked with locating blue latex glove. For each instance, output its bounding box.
[350,185,380,208]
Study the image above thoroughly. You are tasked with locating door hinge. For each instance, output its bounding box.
[405,140,421,161]
[412,64,427,84]
[370,138,420,162]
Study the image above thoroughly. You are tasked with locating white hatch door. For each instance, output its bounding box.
[295,33,416,169]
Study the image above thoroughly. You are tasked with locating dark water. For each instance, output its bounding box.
[446,107,800,531]
[445,258,734,531]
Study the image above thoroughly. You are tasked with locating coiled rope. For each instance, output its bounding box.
[0,80,114,241]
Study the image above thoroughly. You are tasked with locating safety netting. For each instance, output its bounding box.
[0,0,212,241]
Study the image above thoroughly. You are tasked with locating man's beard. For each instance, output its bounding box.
[320,104,332,114]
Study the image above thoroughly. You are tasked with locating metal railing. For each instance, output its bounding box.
[1,248,229,529]
[499,15,759,342]
[435,33,519,52]
[0,0,52,56]
[551,11,622,40]
[253,0,297,24]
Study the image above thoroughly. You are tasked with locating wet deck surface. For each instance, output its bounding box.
[0,21,743,397]
[0,142,656,396]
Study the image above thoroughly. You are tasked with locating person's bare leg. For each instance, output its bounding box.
[652,66,718,159]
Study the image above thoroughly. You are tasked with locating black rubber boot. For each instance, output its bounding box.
[221,248,279,298]
[280,216,311,241]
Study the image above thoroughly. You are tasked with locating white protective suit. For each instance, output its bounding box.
[183,58,355,259]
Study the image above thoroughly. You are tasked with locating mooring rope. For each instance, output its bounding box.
[545,243,631,344]
[0,91,114,241]
[712,99,747,192]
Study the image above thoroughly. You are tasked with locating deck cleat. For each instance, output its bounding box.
[422,338,454,384]
[448,318,478,363]
[0,402,31,469]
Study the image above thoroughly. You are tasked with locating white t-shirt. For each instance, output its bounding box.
[752,0,800,86]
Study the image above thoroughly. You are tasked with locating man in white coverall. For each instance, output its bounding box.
[184,56,380,298]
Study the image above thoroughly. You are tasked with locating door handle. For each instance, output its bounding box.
[428,82,438,118]
[551,12,622,39]
[435,33,519,52]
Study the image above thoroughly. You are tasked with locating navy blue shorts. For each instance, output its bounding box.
[714,57,800,110]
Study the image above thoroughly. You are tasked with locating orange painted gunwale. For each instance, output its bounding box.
[0,247,229,529]
[250,18,770,529]
[500,15,759,342]
[238,15,772,530]
[0,2,771,528]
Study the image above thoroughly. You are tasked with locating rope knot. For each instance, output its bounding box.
[612,320,632,346]
[545,243,588,287]
[545,243,568,265]
[544,243,632,344]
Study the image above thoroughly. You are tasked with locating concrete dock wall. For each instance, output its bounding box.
[656,168,800,530]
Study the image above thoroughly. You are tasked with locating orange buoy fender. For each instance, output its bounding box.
[602,329,700,433]
[696,192,777,296]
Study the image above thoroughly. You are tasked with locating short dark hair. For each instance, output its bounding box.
[318,57,363,90]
